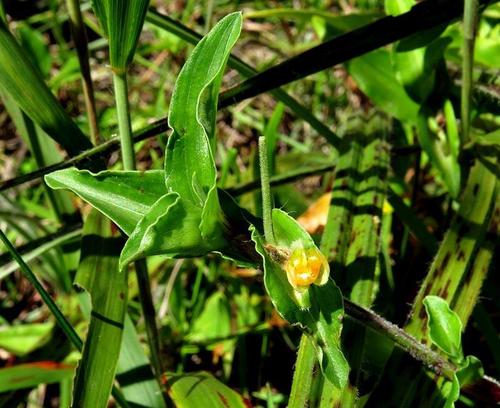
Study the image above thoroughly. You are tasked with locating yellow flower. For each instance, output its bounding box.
[284,247,329,292]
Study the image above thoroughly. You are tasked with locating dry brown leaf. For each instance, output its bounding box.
[297,192,332,234]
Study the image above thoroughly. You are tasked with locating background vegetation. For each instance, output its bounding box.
[0,0,498,407]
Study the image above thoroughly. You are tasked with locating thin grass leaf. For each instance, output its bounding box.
[0,362,75,393]
[0,20,92,156]
[72,210,128,407]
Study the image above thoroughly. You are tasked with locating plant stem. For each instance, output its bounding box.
[461,0,479,145]
[113,70,136,170]
[343,299,456,380]
[66,0,100,144]
[288,335,317,408]
[134,259,165,380]
[112,69,165,385]
[258,136,274,244]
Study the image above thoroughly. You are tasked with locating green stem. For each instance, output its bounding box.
[134,259,165,380]
[288,335,317,408]
[113,70,136,170]
[66,0,100,144]
[112,68,164,388]
[258,136,274,244]
[461,0,479,145]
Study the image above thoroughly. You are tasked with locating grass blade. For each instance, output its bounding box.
[0,362,74,393]
[0,19,92,156]
[72,210,128,407]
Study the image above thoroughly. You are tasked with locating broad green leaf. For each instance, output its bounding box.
[0,20,92,156]
[347,50,419,123]
[252,209,348,388]
[45,169,165,235]
[72,210,128,407]
[0,362,74,392]
[121,13,242,268]
[456,355,484,387]
[423,296,463,360]
[187,291,232,345]
[166,371,247,408]
[0,322,53,356]
[146,10,343,148]
[91,0,150,70]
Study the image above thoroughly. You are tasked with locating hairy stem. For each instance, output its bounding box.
[343,299,456,380]
[259,136,274,244]
[288,335,317,408]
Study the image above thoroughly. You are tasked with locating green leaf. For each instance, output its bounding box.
[0,322,53,356]
[347,49,419,123]
[121,13,242,268]
[91,0,150,70]
[442,374,460,408]
[416,111,461,198]
[456,355,484,387]
[187,291,232,344]
[423,295,463,360]
[0,362,74,392]
[384,0,413,16]
[72,210,128,407]
[116,316,166,408]
[251,209,349,388]
[166,371,247,408]
[0,20,92,156]
[396,25,447,51]
[45,169,165,235]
